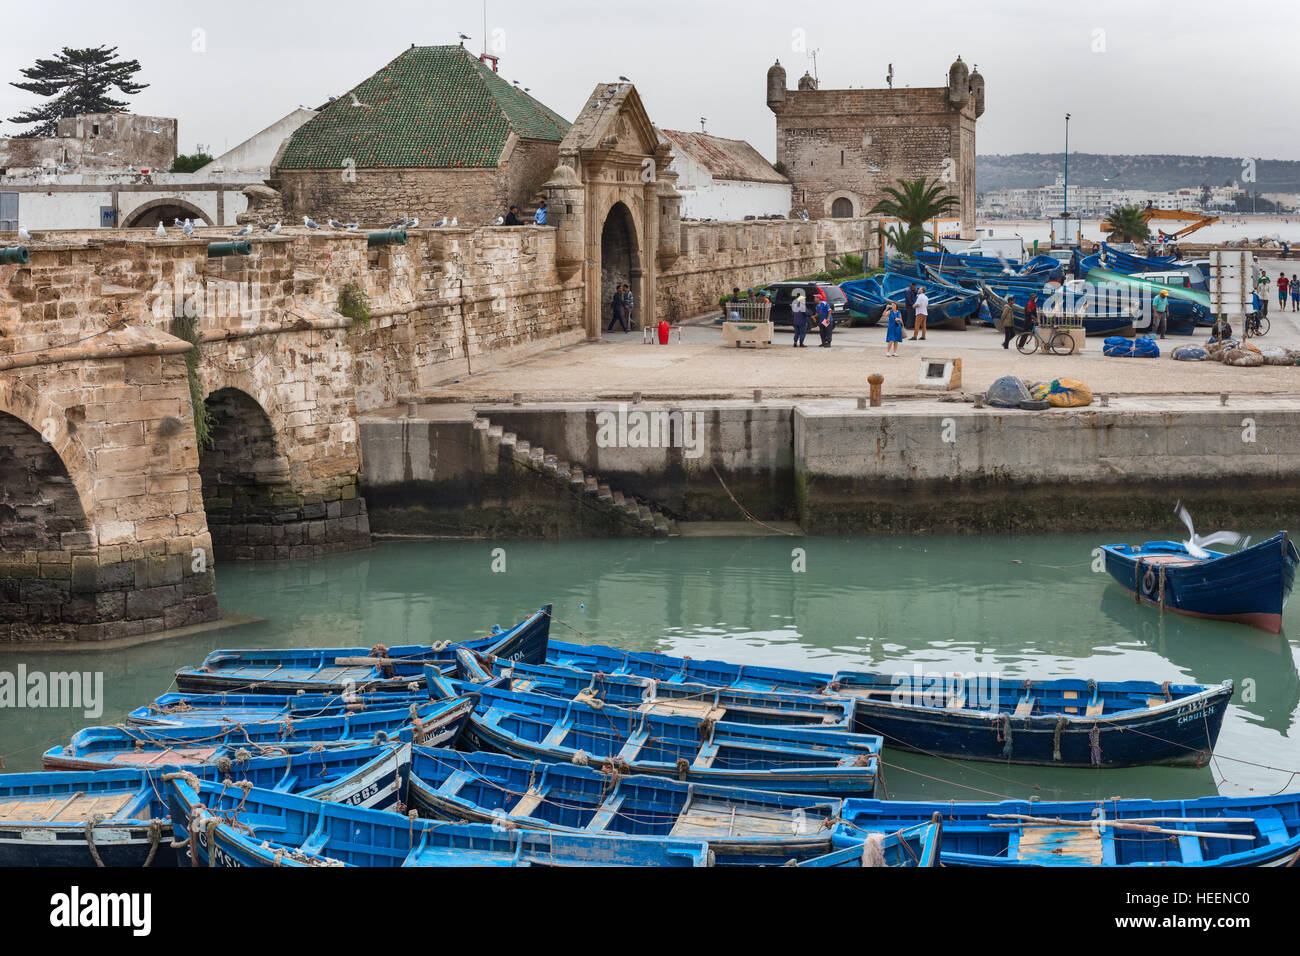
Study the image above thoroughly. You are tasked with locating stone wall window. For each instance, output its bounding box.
[831,197,855,218]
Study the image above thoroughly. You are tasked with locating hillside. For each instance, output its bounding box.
[976,154,1300,194]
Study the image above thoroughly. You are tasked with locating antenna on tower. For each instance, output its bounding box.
[809,49,820,83]
[700,117,707,133]
[887,63,894,89]
[482,0,487,56]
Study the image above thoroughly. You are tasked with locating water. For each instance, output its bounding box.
[3,535,1296,804]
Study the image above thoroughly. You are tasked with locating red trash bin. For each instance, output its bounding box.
[658,320,670,345]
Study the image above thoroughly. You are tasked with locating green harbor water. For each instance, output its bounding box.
[3,534,1297,802]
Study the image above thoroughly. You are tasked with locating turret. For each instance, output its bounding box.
[542,152,585,280]
[969,66,985,118]
[766,60,787,112]
[797,71,818,91]
[947,55,970,110]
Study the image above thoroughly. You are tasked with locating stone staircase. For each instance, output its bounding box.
[473,415,676,538]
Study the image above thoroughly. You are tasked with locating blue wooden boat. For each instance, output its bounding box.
[173,605,551,694]
[425,669,881,795]
[453,648,855,729]
[1102,532,1298,634]
[42,697,471,771]
[128,691,429,727]
[0,743,405,867]
[840,274,982,329]
[406,744,842,865]
[797,816,942,867]
[834,793,1300,866]
[538,640,1233,768]
[165,776,713,867]
[980,280,1146,337]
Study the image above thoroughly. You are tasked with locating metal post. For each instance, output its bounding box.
[1063,113,1071,217]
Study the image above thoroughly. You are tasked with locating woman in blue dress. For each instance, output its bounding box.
[884,302,903,356]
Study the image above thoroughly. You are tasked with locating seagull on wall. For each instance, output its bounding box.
[233,225,254,237]
[407,218,419,228]
[266,221,282,233]
[328,218,346,229]
[304,216,321,230]
[183,219,195,236]
[346,222,359,231]
[450,217,458,227]
[618,76,631,83]
[494,216,505,225]
[18,225,33,242]
[437,217,449,227]
[156,222,167,237]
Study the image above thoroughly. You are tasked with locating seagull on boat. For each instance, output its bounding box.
[304,216,321,230]
[1175,502,1248,560]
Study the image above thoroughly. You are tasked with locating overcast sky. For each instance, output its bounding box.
[2,0,1296,162]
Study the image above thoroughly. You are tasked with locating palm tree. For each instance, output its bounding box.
[876,222,936,258]
[868,178,959,232]
[1102,204,1151,243]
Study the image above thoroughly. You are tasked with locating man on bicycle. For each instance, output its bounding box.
[1017,294,1038,350]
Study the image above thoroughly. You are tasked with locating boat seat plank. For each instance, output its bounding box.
[585,794,626,832]
[1253,809,1289,844]
[616,727,650,763]
[637,698,726,722]
[436,770,474,797]
[540,718,573,749]
[1014,697,1036,717]
[1086,698,1104,717]
[0,793,133,823]
[692,741,720,769]
[510,787,547,819]
[1147,698,1170,709]
[1017,827,1104,866]
[1178,834,1204,863]
[670,799,819,838]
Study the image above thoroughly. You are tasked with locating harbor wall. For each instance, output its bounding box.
[359,401,1300,534]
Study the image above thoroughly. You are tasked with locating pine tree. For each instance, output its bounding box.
[8,46,147,138]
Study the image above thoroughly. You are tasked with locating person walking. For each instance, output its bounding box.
[1277,273,1289,310]
[607,284,628,332]
[620,284,636,330]
[1152,289,1169,338]
[912,288,930,340]
[534,200,548,226]
[791,290,809,348]
[1292,274,1299,311]
[884,302,903,356]
[816,296,834,347]
[998,298,1017,349]
[1018,294,1038,350]
[904,283,918,335]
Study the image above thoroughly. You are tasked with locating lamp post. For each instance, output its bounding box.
[1063,113,1071,216]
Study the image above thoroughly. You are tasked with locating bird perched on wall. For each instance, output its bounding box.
[407,218,419,228]
[183,219,195,236]
[328,218,346,229]
[388,217,408,229]
[18,225,33,242]
[233,225,253,237]
[173,218,183,227]
[304,216,321,230]
[156,222,167,237]
[345,222,359,231]
[436,217,449,227]
[266,221,282,233]
[493,216,505,225]
[450,217,458,227]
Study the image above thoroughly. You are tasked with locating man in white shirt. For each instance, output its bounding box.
[912,290,930,340]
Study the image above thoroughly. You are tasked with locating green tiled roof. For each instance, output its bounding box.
[277,45,570,170]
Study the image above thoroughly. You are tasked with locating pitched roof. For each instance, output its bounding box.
[277,45,570,170]
[660,130,788,184]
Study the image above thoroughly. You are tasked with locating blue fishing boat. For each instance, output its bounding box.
[1101,532,1298,634]
[840,274,982,329]
[165,776,713,867]
[453,648,855,729]
[128,690,429,727]
[980,280,1144,337]
[797,817,942,867]
[173,605,551,694]
[425,669,881,795]
[834,793,1300,866]
[0,744,405,867]
[43,697,471,771]
[538,640,1233,767]
[406,745,842,865]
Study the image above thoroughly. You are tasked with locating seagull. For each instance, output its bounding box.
[348,92,372,108]
[388,218,408,229]
[156,222,167,237]
[183,219,195,236]
[328,218,346,229]
[493,216,505,225]
[304,216,321,230]
[346,222,359,231]
[458,33,471,41]
[266,221,282,233]
[437,217,449,227]
[618,76,631,83]
[450,217,458,227]
[1175,502,1247,560]
[18,226,33,242]
[407,218,419,228]
[233,225,253,237]
[174,218,183,227]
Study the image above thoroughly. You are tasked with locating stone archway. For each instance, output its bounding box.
[600,202,641,330]
[827,191,859,218]
[199,388,292,559]
[123,198,213,229]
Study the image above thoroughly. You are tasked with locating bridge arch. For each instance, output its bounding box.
[122,198,214,229]
[0,380,96,530]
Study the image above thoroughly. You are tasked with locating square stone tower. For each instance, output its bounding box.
[767,57,984,237]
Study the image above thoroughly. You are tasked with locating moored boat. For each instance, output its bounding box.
[172,605,551,694]
[406,744,842,865]
[425,668,882,795]
[833,793,1300,866]
[797,816,942,867]
[165,775,713,867]
[1101,533,1298,634]
[42,698,471,771]
[128,690,430,727]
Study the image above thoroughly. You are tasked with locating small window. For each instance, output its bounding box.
[840,151,845,165]
[831,197,854,218]
[0,191,18,231]
[92,124,100,136]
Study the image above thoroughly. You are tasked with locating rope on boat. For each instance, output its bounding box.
[1089,725,1102,768]
[141,820,164,868]
[1052,716,1068,762]
[83,814,106,868]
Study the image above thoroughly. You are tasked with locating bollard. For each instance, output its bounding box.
[868,373,884,408]
[1100,394,1110,408]
[0,246,31,265]
[513,392,523,407]
[367,230,407,248]
[857,397,867,410]
[753,389,762,403]
[973,394,985,409]
[207,241,252,258]
[1220,393,1229,407]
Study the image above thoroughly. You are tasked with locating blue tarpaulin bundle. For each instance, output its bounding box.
[1172,345,1208,361]
[1103,335,1160,358]
[985,376,1031,408]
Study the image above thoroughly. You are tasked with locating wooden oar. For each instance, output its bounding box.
[987,814,1255,841]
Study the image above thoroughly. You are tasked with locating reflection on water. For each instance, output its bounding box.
[2,535,1296,800]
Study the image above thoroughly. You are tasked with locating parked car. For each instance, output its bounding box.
[760,281,850,327]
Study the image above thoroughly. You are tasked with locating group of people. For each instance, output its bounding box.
[605,283,637,332]
[879,283,931,356]
[503,200,548,226]
[1265,271,1300,312]
[788,289,837,347]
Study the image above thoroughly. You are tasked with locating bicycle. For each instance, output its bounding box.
[1245,312,1270,337]
[1016,324,1078,355]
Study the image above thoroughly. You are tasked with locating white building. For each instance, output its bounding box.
[660,129,791,221]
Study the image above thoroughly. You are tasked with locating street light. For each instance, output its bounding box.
[1064,113,1071,216]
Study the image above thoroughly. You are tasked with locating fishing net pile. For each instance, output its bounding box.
[1102,335,1159,358]
[1029,379,1093,408]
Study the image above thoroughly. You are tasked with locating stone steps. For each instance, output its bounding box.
[473,415,676,538]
